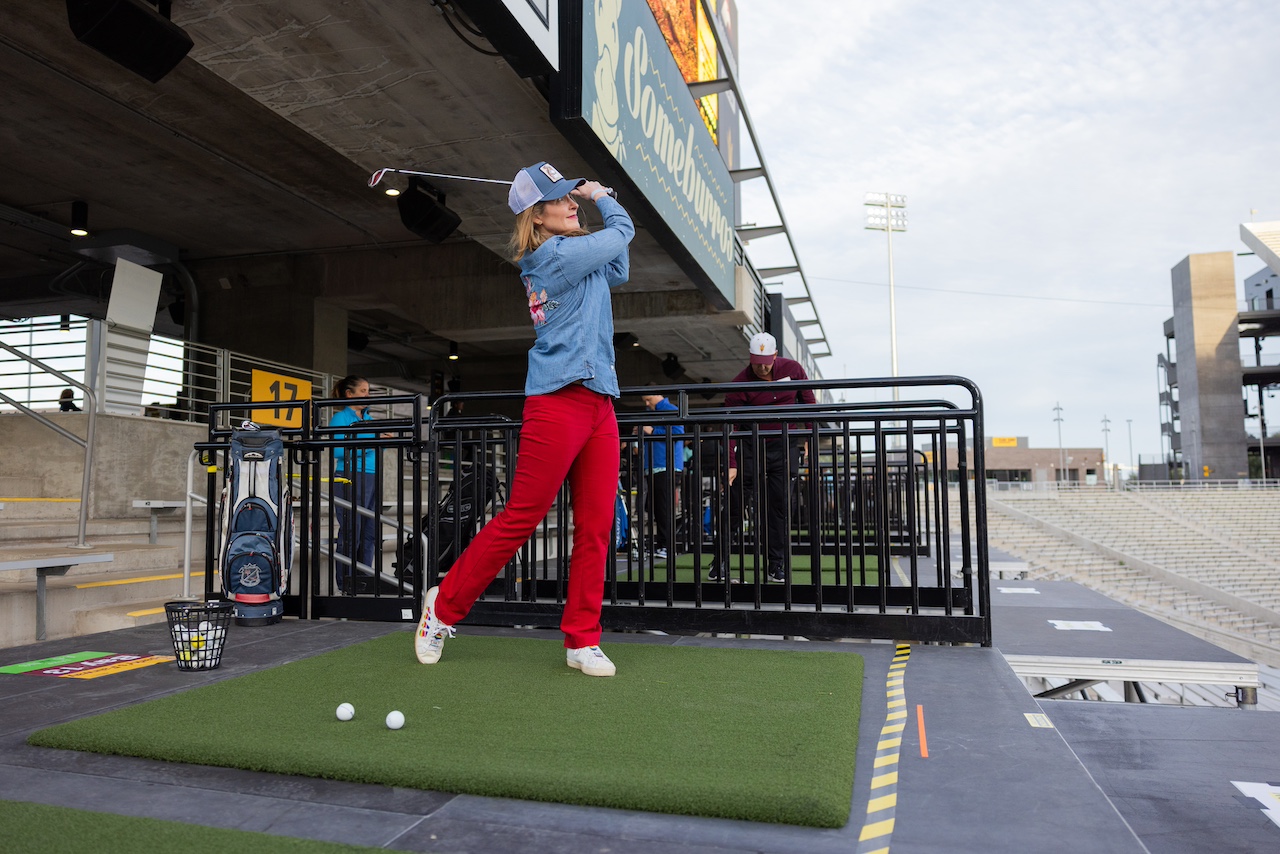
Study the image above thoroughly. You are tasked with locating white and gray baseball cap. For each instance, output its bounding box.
[508,161,585,214]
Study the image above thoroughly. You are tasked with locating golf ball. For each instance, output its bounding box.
[385,710,405,730]
[336,703,354,721]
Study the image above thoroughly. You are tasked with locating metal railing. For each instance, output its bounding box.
[196,376,991,644]
[0,339,98,547]
[1,315,408,422]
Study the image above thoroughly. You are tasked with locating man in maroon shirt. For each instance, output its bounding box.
[709,332,816,583]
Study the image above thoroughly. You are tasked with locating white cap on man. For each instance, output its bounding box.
[748,332,777,365]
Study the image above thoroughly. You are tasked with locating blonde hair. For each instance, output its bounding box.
[508,201,590,262]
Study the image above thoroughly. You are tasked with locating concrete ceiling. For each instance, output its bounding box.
[0,1,755,393]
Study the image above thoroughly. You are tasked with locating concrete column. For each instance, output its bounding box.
[1170,252,1248,479]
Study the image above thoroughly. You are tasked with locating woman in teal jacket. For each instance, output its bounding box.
[330,375,379,593]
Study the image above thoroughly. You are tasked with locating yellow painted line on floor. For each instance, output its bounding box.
[890,556,910,586]
[859,818,895,842]
[870,772,898,789]
[0,497,80,502]
[866,794,896,814]
[76,572,205,589]
[127,607,167,618]
[857,643,913,854]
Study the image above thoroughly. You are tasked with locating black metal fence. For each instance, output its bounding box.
[198,376,991,645]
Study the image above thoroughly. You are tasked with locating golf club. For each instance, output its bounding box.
[370,167,617,199]
[368,167,511,188]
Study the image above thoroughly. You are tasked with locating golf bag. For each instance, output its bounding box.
[216,425,292,626]
[396,463,501,582]
[613,481,629,551]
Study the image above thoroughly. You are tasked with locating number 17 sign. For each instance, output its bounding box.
[250,368,311,428]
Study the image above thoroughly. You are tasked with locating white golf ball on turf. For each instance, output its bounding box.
[336,702,354,721]
[385,710,405,730]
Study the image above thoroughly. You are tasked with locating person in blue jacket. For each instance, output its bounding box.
[639,388,684,560]
[330,375,380,593]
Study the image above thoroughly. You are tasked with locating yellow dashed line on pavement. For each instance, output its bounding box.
[856,643,914,853]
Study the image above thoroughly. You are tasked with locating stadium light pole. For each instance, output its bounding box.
[1101,414,1111,487]
[864,193,907,401]
[1053,402,1066,484]
[1126,418,1134,478]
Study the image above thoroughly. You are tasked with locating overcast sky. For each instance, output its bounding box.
[731,0,1280,465]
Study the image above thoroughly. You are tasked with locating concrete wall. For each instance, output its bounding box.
[0,413,207,517]
[1171,252,1248,479]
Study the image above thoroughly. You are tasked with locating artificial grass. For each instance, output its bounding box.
[28,634,863,828]
[0,800,392,854]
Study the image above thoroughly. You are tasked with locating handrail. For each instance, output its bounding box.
[0,338,98,547]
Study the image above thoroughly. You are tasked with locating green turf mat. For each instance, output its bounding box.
[28,634,863,828]
[0,800,392,854]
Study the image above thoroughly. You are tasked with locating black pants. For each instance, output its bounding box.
[715,438,802,568]
[645,469,677,553]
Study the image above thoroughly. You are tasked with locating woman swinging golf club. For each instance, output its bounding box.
[414,162,632,677]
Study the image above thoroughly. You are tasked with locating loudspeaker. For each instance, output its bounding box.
[67,0,194,84]
[397,178,462,243]
[662,353,683,380]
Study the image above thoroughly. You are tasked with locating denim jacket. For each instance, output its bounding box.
[518,196,634,397]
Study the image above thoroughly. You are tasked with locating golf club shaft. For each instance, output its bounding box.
[369,168,511,188]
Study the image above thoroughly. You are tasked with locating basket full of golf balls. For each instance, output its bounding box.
[164,600,234,671]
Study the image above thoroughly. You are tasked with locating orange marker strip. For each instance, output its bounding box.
[916,704,929,758]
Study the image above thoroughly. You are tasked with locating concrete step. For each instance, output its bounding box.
[0,565,207,649]
[72,596,178,637]
[0,517,207,549]
[0,498,81,520]
[0,475,43,497]
[0,543,183,583]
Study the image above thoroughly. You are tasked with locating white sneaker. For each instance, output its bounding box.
[414,586,455,664]
[566,645,616,677]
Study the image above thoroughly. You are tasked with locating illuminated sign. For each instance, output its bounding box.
[991,437,1018,448]
[646,0,718,143]
[576,0,735,304]
[251,368,311,428]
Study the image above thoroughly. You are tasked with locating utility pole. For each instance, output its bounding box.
[1053,402,1066,484]
[1126,418,1134,479]
[1101,414,1111,486]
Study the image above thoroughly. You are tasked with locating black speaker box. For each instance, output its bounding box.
[397,179,462,243]
[67,0,194,84]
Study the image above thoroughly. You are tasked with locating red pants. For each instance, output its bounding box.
[434,384,620,648]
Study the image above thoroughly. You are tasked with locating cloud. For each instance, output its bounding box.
[733,0,1280,456]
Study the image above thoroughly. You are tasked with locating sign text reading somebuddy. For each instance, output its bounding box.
[585,0,734,300]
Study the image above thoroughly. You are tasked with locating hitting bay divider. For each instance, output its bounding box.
[198,376,992,645]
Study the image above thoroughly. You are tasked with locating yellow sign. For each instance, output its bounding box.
[992,437,1018,448]
[251,368,311,428]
